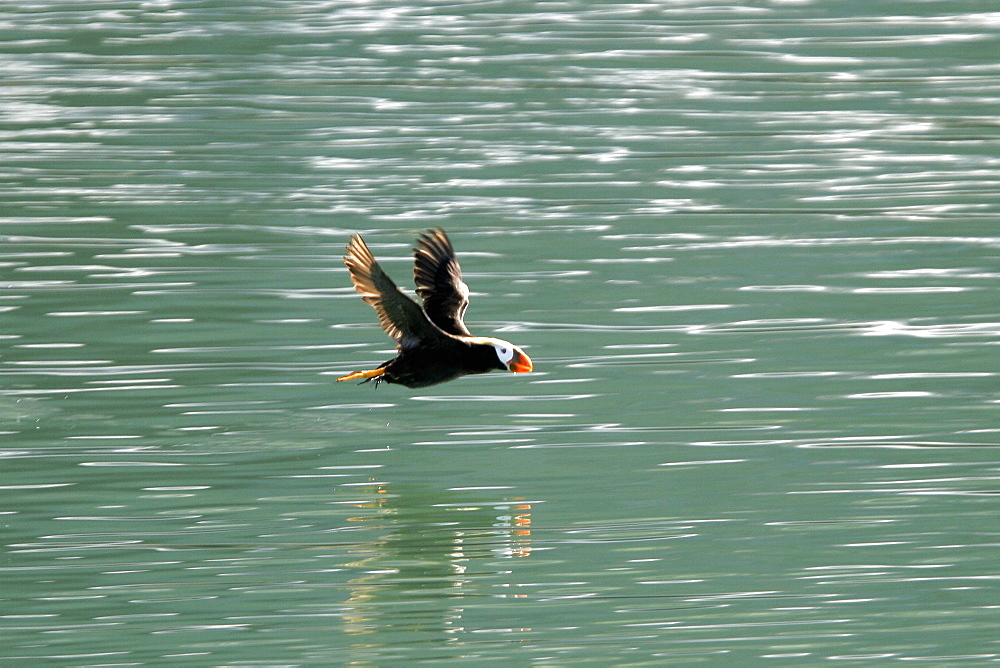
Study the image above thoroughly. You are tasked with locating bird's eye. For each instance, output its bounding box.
[495,344,515,365]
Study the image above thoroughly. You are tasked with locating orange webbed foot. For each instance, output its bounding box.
[337,368,386,385]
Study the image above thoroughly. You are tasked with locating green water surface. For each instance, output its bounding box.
[2,1,999,664]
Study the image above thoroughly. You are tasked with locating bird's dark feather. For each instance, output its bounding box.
[343,234,444,349]
[413,228,472,336]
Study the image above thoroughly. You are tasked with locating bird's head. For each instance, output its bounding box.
[478,337,533,374]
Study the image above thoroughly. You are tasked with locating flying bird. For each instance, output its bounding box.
[337,229,533,388]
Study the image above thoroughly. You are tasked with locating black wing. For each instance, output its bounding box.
[413,228,472,337]
[344,234,444,348]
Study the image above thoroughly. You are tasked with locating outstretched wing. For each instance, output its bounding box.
[413,228,472,337]
[344,234,443,348]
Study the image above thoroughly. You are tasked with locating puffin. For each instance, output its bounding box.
[337,228,533,388]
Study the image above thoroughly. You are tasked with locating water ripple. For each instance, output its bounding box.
[3,0,999,663]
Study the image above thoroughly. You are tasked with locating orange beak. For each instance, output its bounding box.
[508,350,533,374]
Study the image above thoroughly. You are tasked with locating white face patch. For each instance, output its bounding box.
[494,343,515,365]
